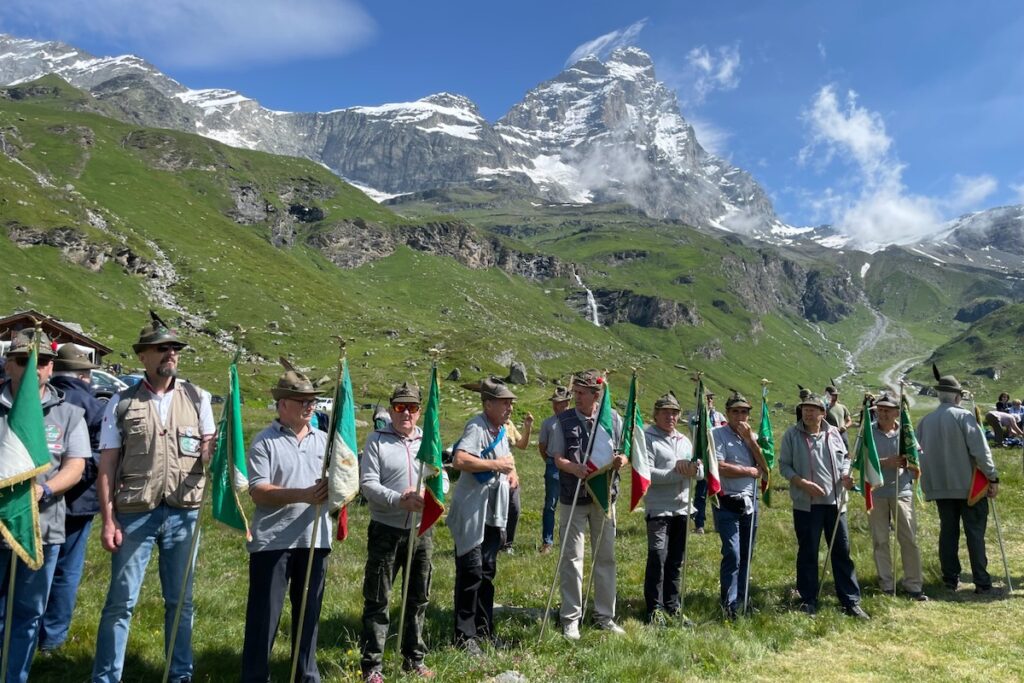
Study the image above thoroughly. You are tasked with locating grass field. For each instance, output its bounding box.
[27,406,1024,683]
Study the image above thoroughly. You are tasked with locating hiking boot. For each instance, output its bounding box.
[563,621,581,641]
[539,543,553,555]
[595,620,625,635]
[798,603,817,616]
[459,639,485,657]
[403,661,435,679]
[843,604,870,620]
[974,584,994,595]
[693,527,705,535]
[909,591,930,602]
[363,670,385,683]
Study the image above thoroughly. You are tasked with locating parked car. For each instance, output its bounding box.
[91,369,129,399]
[118,373,144,388]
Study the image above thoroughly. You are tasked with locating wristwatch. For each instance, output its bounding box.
[40,483,54,504]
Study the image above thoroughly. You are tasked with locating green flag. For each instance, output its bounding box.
[757,384,776,506]
[585,379,616,517]
[417,366,445,536]
[693,378,721,497]
[0,345,53,569]
[624,374,651,511]
[853,396,884,510]
[210,362,250,539]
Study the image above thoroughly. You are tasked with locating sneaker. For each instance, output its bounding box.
[646,609,668,627]
[501,544,515,555]
[693,527,705,535]
[563,621,581,641]
[595,620,626,635]
[798,603,817,616]
[403,661,435,679]
[908,591,929,602]
[363,671,385,683]
[539,543,553,555]
[843,604,870,620]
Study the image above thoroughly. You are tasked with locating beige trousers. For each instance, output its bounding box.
[868,496,923,592]
[559,502,617,626]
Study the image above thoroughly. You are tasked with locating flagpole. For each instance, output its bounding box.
[395,461,425,668]
[679,371,706,625]
[990,498,1013,594]
[288,341,347,683]
[161,352,240,683]
[539,383,606,640]
[817,397,862,601]
[1,553,16,682]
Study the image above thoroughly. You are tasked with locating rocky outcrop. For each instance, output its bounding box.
[955,298,1007,323]
[566,288,701,329]
[309,220,571,280]
[5,223,159,276]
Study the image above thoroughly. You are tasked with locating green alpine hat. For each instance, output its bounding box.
[5,329,57,358]
[932,364,963,394]
[271,369,324,401]
[725,391,752,410]
[54,345,100,371]
[548,385,572,402]
[389,381,421,404]
[571,369,604,390]
[798,393,828,411]
[873,392,899,409]
[133,311,187,354]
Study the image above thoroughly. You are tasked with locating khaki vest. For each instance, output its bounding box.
[115,383,205,512]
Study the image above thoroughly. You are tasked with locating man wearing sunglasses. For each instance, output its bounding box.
[94,316,215,683]
[0,329,88,683]
[242,366,332,683]
[712,392,768,620]
[358,382,435,682]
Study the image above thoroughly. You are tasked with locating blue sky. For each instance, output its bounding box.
[2,0,1022,241]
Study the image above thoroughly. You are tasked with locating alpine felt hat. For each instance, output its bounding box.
[571,369,604,390]
[271,369,324,401]
[797,393,828,411]
[5,329,57,358]
[654,392,681,411]
[53,344,100,371]
[132,311,187,354]
[725,391,752,410]
[548,385,572,402]
[873,392,899,409]
[390,381,421,405]
[462,376,517,400]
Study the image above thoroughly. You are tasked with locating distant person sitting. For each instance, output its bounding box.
[984,410,1024,445]
[1007,400,1023,427]
[995,392,1010,412]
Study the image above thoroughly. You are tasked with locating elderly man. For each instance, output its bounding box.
[917,370,998,594]
[447,377,518,654]
[868,392,926,601]
[643,392,701,624]
[537,386,570,554]
[358,382,433,682]
[241,366,333,683]
[547,370,625,640]
[713,392,767,619]
[779,393,868,619]
[689,391,726,535]
[39,345,105,652]
[0,330,88,683]
[94,315,215,683]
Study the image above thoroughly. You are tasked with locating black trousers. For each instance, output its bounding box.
[504,486,521,546]
[935,498,991,588]
[241,548,330,683]
[644,515,688,616]
[793,505,861,608]
[453,525,503,643]
[359,521,433,673]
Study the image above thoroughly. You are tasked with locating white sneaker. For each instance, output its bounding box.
[563,622,581,641]
[597,620,626,635]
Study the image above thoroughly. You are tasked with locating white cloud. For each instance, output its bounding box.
[817,41,827,60]
[1010,182,1024,204]
[565,19,647,67]
[948,174,998,212]
[688,115,731,156]
[0,0,375,69]
[798,84,998,246]
[684,43,741,104]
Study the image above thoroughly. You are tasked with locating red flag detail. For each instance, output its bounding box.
[418,490,444,537]
[967,468,989,506]
[335,505,349,542]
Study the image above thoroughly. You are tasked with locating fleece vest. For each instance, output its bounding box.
[115,383,204,512]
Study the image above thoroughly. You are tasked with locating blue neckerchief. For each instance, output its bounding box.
[473,425,507,484]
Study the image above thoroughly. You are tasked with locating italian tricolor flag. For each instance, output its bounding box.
[328,359,360,541]
[585,377,617,517]
[853,396,884,510]
[416,365,445,536]
[693,378,721,497]
[623,373,650,511]
[0,345,52,570]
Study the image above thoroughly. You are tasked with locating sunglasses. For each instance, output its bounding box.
[12,356,54,367]
[286,398,316,408]
[155,344,182,353]
[392,403,421,414]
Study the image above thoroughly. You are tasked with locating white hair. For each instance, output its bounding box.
[937,390,961,405]
[52,370,89,379]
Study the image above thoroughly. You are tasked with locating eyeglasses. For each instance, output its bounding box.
[155,344,182,353]
[392,403,420,414]
[286,398,316,408]
[11,356,53,367]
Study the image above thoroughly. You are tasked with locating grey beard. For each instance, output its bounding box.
[157,366,178,378]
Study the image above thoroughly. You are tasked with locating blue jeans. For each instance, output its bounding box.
[713,504,758,611]
[39,515,94,650]
[542,461,559,545]
[92,505,199,683]
[0,545,60,683]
